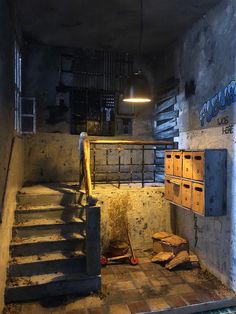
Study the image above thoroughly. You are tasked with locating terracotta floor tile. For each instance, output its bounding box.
[130,271,147,280]
[127,301,150,314]
[123,289,144,302]
[143,270,158,278]
[167,283,195,295]
[181,292,202,305]
[140,262,155,271]
[115,280,136,290]
[167,276,185,284]
[87,308,103,314]
[146,297,171,311]
[109,304,131,314]
[106,291,123,305]
[165,295,188,308]
[114,272,132,281]
[66,310,87,314]
[101,267,113,275]
[102,273,116,284]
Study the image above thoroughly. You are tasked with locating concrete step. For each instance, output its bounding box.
[11,233,85,257]
[13,218,86,238]
[15,205,85,223]
[17,192,80,207]
[5,272,101,303]
[8,251,86,277]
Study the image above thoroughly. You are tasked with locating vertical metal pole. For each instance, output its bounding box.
[106,148,108,184]
[130,149,133,184]
[118,145,121,188]
[153,146,156,183]
[93,145,96,189]
[142,145,144,188]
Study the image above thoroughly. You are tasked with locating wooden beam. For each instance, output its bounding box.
[155,118,177,133]
[155,97,176,114]
[154,110,179,121]
[154,129,179,139]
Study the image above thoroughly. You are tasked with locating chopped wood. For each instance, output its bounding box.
[152,252,175,263]
[152,231,171,240]
[153,241,163,254]
[162,235,187,247]
[189,254,199,263]
[165,251,190,270]
[161,242,189,255]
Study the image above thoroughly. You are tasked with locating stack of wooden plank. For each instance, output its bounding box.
[152,232,199,270]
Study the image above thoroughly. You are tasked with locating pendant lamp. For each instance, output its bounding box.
[123,0,151,103]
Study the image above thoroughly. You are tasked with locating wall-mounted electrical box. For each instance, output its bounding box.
[164,149,227,216]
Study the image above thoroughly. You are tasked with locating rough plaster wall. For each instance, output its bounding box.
[171,0,236,290]
[177,127,236,289]
[93,186,173,252]
[24,133,80,183]
[24,133,155,183]
[0,2,24,310]
[0,137,24,312]
[0,0,16,216]
[176,0,236,132]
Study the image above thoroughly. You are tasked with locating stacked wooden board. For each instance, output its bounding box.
[164,149,227,216]
[151,232,198,270]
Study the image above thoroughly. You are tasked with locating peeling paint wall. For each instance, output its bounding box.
[167,0,236,290]
[93,186,173,252]
[0,1,24,311]
[24,133,155,183]
[0,137,24,312]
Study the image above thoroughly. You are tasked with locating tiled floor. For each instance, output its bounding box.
[4,251,235,314]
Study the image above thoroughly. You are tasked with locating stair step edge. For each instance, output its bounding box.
[6,272,100,288]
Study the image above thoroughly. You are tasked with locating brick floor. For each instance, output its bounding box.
[4,250,236,314]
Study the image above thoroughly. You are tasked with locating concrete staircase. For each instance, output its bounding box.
[5,184,101,303]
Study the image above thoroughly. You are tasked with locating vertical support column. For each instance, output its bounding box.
[153,146,156,183]
[86,206,101,276]
[118,145,121,188]
[106,148,108,184]
[142,145,144,187]
[93,144,96,189]
[130,148,133,184]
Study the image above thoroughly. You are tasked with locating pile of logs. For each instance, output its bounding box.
[151,232,199,270]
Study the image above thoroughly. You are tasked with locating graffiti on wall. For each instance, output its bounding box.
[199,80,236,127]
[217,116,234,134]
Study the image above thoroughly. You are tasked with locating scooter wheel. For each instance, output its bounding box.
[130,256,138,265]
[100,256,108,266]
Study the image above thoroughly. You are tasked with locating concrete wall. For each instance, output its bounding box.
[0,137,24,312]
[0,0,17,217]
[23,44,155,137]
[93,185,173,252]
[0,2,24,310]
[168,0,236,290]
[24,133,156,183]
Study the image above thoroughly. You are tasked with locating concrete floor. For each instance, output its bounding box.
[4,250,235,314]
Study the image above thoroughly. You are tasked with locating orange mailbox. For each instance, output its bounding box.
[183,152,192,179]
[165,177,173,201]
[192,152,204,181]
[192,183,204,215]
[181,180,192,209]
[165,151,173,175]
[173,151,182,177]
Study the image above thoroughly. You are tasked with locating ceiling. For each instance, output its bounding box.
[15,0,222,53]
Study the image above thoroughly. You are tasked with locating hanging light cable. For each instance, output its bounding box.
[123,0,151,103]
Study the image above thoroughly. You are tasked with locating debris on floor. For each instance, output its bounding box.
[152,232,199,270]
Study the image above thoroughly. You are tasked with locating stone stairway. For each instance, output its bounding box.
[5,184,101,303]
